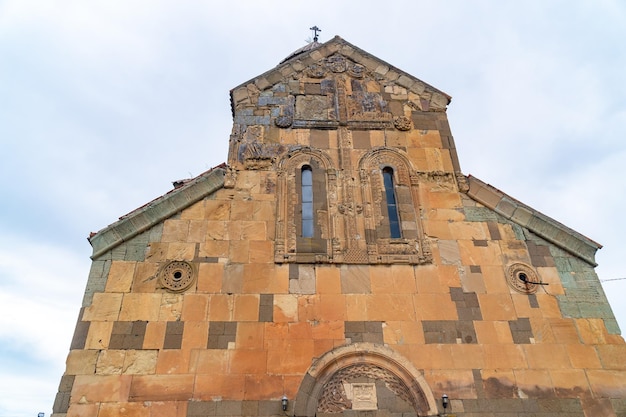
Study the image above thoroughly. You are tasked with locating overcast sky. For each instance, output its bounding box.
[1,1,625,416]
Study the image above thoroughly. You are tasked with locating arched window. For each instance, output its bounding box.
[301,165,314,238]
[382,167,401,238]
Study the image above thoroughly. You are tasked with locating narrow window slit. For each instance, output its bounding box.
[383,167,401,238]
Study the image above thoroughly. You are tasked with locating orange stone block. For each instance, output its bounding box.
[230,349,268,374]
[423,220,453,240]
[194,374,245,400]
[549,369,591,398]
[423,369,476,399]
[367,294,416,321]
[482,344,526,369]
[105,261,136,293]
[481,265,509,294]
[383,321,424,345]
[536,266,565,294]
[451,344,485,369]
[197,263,224,293]
[477,293,516,321]
[66,349,99,375]
[274,294,298,322]
[266,339,314,374]
[159,293,184,322]
[187,220,209,243]
[513,369,552,396]
[166,242,196,261]
[181,294,209,322]
[318,294,347,321]
[511,293,543,319]
[345,294,368,321]
[234,294,260,321]
[549,318,581,344]
[458,239,502,267]
[236,322,265,349]
[316,266,342,294]
[66,403,99,417]
[252,200,274,221]
[190,349,228,374]
[535,294,563,318]
[474,321,500,345]
[208,294,233,321]
[414,293,457,320]
[249,240,273,263]
[586,370,626,398]
[182,321,209,350]
[313,339,337,357]
[156,349,190,374]
[390,264,418,293]
[289,322,313,339]
[161,220,190,243]
[119,293,162,321]
[448,222,488,241]
[524,344,571,369]
[243,263,287,294]
[596,344,626,370]
[71,374,132,402]
[180,199,205,220]
[204,200,231,221]
[410,344,453,370]
[99,401,150,417]
[240,221,267,240]
[204,220,228,240]
[264,322,289,341]
[576,318,609,344]
[82,293,123,322]
[566,344,601,369]
[244,374,284,400]
[85,321,114,349]
[199,240,229,258]
[132,262,159,293]
[129,375,194,401]
[143,321,166,349]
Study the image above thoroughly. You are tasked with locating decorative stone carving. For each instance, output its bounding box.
[306,63,326,78]
[393,116,412,131]
[348,63,365,79]
[158,261,195,293]
[506,262,542,294]
[317,364,416,413]
[327,54,347,73]
[274,115,292,128]
[223,167,237,189]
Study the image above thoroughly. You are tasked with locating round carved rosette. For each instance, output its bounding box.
[393,116,412,131]
[158,261,196,293]
[506,262,541,294]
[274,115,293,128]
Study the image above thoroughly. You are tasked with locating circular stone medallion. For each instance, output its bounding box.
[159,261,195,293]
[506,262,541,294]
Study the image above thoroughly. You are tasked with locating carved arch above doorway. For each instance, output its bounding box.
[293,343,439,417]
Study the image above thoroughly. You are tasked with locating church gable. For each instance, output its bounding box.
[228,36,454,171]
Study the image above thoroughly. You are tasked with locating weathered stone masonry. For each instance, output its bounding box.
[53,36,626,417]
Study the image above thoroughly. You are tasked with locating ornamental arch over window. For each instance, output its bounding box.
[358,147,430,264]
[275,148,337,263]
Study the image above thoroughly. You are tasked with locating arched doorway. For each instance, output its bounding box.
[293,343,439,416]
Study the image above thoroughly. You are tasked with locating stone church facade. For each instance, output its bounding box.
[53,37,625,416]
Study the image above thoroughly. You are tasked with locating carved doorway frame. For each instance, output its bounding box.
[293,343,439,416]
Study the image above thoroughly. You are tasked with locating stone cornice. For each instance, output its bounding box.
[465,175,601,266]
[89,167,225,259]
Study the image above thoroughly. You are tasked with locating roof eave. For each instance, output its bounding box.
[465,175,602,266]
[88,166,226,260]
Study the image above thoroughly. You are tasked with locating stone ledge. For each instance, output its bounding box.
[89,167,226,260]
[465,175,601,266]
